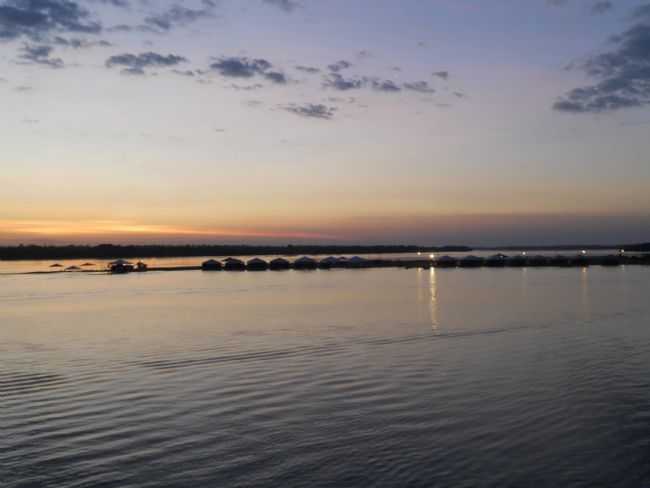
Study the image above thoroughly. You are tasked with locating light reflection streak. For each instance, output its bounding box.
[429,267,438,331]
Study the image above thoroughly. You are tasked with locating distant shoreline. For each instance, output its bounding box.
[0,244,472,261]
[1,242,649,261]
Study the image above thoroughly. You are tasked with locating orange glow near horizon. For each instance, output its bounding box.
[0,220,341,243]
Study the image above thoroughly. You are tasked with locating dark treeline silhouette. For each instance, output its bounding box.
[479,243,650,252]
[625,243,650,252]
[0,244,472,261]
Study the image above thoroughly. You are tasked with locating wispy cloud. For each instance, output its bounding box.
[554,3,650,113]
[106,52,188,75]
[283,103,336,119]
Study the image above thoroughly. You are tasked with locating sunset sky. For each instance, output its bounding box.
[1,0,650,246]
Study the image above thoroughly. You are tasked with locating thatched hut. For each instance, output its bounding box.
[527,255,548,267]
[269,257,290,270]
[347,256,368,268]
[600,254,621,266]
[574,253,590,267]
[459,255,483,268]
[246,258,269,271]
[549,255,571,267]
[318,256,337,269]
[435,255,457,268]
[507,255,527,267]
[202,259,223,271]
[224,258,246,271]
[485,254,507,267]
[293,256,317,270]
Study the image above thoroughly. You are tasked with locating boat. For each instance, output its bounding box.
[108,259,134,274]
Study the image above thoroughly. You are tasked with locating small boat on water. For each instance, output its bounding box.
[108,259,134,274]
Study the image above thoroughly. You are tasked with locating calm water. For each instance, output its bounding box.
[2,267,649,487]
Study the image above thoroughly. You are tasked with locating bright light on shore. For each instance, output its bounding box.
[429,254,435,259]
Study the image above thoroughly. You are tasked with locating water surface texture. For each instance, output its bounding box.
[2,267,649,487]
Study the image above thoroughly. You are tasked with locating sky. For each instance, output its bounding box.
[1,0,650,247]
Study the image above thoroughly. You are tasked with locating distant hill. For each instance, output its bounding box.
[0,244,472,261]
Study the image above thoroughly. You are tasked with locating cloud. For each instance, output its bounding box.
[283,103,336,119]
[322,72,363,90]
[323,73,406,93]
[18,43,63,68]
[210,56,287,83]
[172,69,198,77]
[88,0,129,6]
[14,84,32,91]
[53,36,111,48]
[554,4,650,113]
[264,70,287,83]
[433,71,449,80]
[591,1,612,14]
[210,56,270,77]
[368,78,401,92]
[403,81,435,94]
[107,24,132,32]
[230,83,264,91]
[262,0,299,13]
[244,99,263,107]
[0,0,101,41]
[106,52,188,75]
[295,65,319,74]
[143,1,216,32]
[328,60,352,72]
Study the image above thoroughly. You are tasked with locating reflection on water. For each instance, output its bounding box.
[429,267,438,331]
[2,267,650,487]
